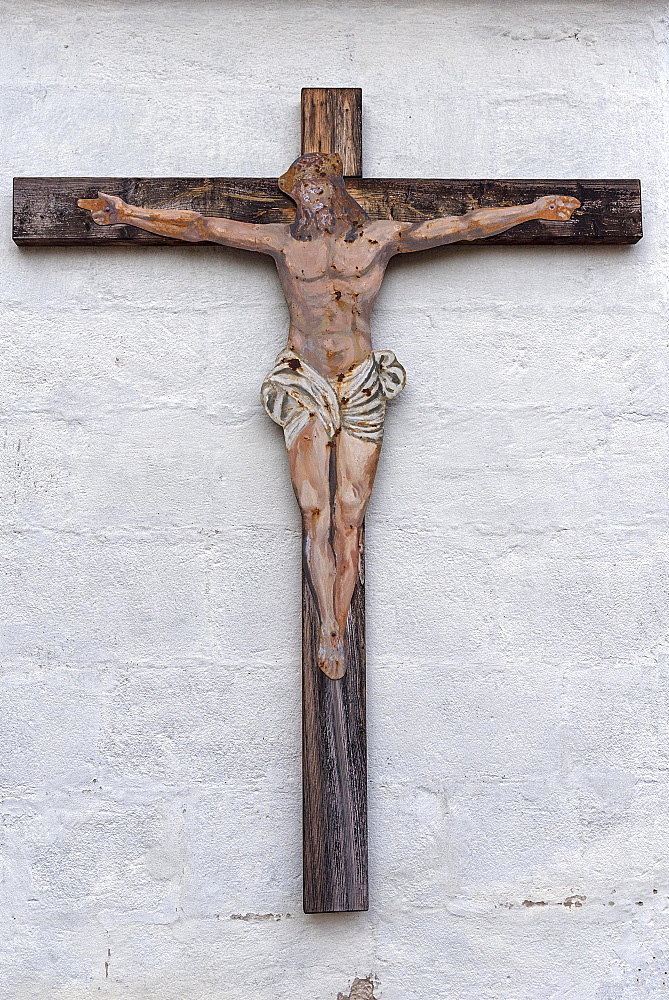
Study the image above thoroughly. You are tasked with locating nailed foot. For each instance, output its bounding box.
[318,621,346,680]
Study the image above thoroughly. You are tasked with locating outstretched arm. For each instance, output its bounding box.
[77,192,286,254]
[394,195,580,253]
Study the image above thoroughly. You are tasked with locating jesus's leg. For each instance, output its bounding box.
[333,431,382,644]
[287,419,340,677]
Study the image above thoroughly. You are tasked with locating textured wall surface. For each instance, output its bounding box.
[1,1,668,998]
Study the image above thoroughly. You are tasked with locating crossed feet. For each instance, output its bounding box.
[318,620,346,680]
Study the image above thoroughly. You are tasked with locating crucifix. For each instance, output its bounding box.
[14,88,641,914]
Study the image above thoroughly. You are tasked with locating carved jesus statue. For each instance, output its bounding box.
[79,155,579,679]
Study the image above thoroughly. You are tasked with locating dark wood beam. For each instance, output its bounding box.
[13,177,642,247]
[302,543,368,913]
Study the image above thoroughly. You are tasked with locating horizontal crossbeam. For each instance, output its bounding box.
[13,177,641,246]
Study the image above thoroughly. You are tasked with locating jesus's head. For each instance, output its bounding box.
[278,152,368,243]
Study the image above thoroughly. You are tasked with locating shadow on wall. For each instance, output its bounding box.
[338,979,376,1000]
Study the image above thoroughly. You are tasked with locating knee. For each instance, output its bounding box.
[301,503,330,538]
[295,480,330,530]
[334,494,366,534]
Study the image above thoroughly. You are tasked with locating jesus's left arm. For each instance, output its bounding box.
[393,195,580,252]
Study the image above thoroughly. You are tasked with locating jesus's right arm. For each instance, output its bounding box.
[77,191,286,255]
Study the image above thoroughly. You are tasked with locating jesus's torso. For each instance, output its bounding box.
[274,221,397,379]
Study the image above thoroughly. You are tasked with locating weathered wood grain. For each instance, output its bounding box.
[302,545,368,913]
[301,88,363,177]
[13,177,642,246]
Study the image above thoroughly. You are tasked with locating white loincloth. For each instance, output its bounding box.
[261,348,406,450]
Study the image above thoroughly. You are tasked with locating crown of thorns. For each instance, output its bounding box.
[278,153,344,195]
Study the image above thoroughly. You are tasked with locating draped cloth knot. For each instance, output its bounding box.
[261,348,406,450]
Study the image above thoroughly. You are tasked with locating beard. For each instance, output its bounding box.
[292,201,364,242]
[312,204,337,234]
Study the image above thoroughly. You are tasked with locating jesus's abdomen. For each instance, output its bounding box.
[287,326,373,380]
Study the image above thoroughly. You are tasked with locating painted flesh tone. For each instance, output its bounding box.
[78,155,579,679]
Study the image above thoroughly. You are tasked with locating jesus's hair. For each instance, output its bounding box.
[278,153,369,242]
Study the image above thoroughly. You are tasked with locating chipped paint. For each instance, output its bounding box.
[337,978,377,1000]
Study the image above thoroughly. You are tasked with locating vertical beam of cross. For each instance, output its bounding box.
[301,87,363,178]
[300,88,369,913]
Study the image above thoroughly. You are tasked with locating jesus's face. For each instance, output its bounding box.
[294,178,337,232]
[295,178,334,209]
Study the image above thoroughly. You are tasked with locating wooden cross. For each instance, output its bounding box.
[13,88,642,915]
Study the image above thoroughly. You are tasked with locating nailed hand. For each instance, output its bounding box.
[77,191,125,225]
[534,195,581,221]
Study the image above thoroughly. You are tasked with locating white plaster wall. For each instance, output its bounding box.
[1,1,668,997]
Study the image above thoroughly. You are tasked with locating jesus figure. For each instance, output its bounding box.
[79,155,579,679]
